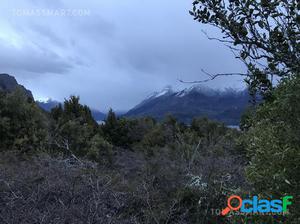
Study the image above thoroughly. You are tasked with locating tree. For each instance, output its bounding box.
[50,96,98,157]
[87,134,113,165]
[51,103,63,121]
[242,75,300,222]
[61,96,96,127]
[103,109,118,133]
[190,0,300,96]
[102,109,134,147]
[0,89,48,152]
[190,2,300,222]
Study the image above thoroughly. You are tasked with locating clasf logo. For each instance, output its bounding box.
[221,195,293,216]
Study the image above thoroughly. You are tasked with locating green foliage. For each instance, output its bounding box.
[50,103,63,121]
[191,1,300,221]
[191,117,227,144]
[0,89,48,152]
[87,134,113,165]
[50,96,98,156]
[58,96,97,127]
[49,96,119,166]
[243,76,300,222]
[0,90,247,223]
[127,116,156,143]
[190,0,300,96]
[102,109,133,147]
[142,126,166,148]
[56,120,96,156]
[133,115,181,155]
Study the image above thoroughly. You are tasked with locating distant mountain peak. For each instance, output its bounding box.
[176,84,218,97]
[125,84,251,125]
[36,97,53,103]
[154,85,174,97]
[146,85,174,100]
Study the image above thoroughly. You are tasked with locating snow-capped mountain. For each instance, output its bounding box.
[175,85,219,97]
[125,84,252,125]
[133,86,174,110]
[147,85,174,99]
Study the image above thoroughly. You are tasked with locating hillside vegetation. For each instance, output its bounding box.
[1,0,299,223]
[0,75,299,223]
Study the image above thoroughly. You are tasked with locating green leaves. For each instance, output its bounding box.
[190,0,300,96]
[242,75,300,222]
[0,89,49,152]
[50,96,99,157]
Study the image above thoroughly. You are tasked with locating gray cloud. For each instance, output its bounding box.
[29,24,67,47]
[0,38,73,74]
[75,15,116,39]
[27,0,64,8]
[0,0,246,111]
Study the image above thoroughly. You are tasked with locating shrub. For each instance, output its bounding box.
[87,134,113,165]
[50,96,98,157]
[0,89,49,152]
[243,76,300,222]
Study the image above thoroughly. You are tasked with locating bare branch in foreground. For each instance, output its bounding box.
[54,139,83,165]
[179,69,248,84]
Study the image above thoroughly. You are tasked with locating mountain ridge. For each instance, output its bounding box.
[125,85,251,125]
[1,73,251,125]
[0,73,33,98]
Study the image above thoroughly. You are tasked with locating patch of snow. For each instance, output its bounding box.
[132,86,174,110]
[176,84,218,97]
[146,85,174,100]
[36,97,51,103]
[145,91,159,100]
[97,120,106,125]
[176,90,186,97]
[155,86,173,97]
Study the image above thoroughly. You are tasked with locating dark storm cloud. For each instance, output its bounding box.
[117,38,202,74]
[0,38,72,74]
[29,24,66,47]
[0,0,246,111]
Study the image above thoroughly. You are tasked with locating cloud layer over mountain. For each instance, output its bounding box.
[0,0,246,111]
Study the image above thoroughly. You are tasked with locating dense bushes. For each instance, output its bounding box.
[4,82,299,223]
[0,88,248,223]
[0,89,49,153]
[50,96,102,159]
[242,76,300,222]
[0,123,244,223]
[87,134,113,164]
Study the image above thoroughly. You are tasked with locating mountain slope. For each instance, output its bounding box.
[0,73,33,98]
[125,85,252,125]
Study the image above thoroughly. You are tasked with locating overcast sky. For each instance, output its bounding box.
[0,0,246,111]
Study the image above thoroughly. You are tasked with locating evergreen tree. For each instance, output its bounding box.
[50,96,98,156]
[0,89,48,152]
[190,0,300,96]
